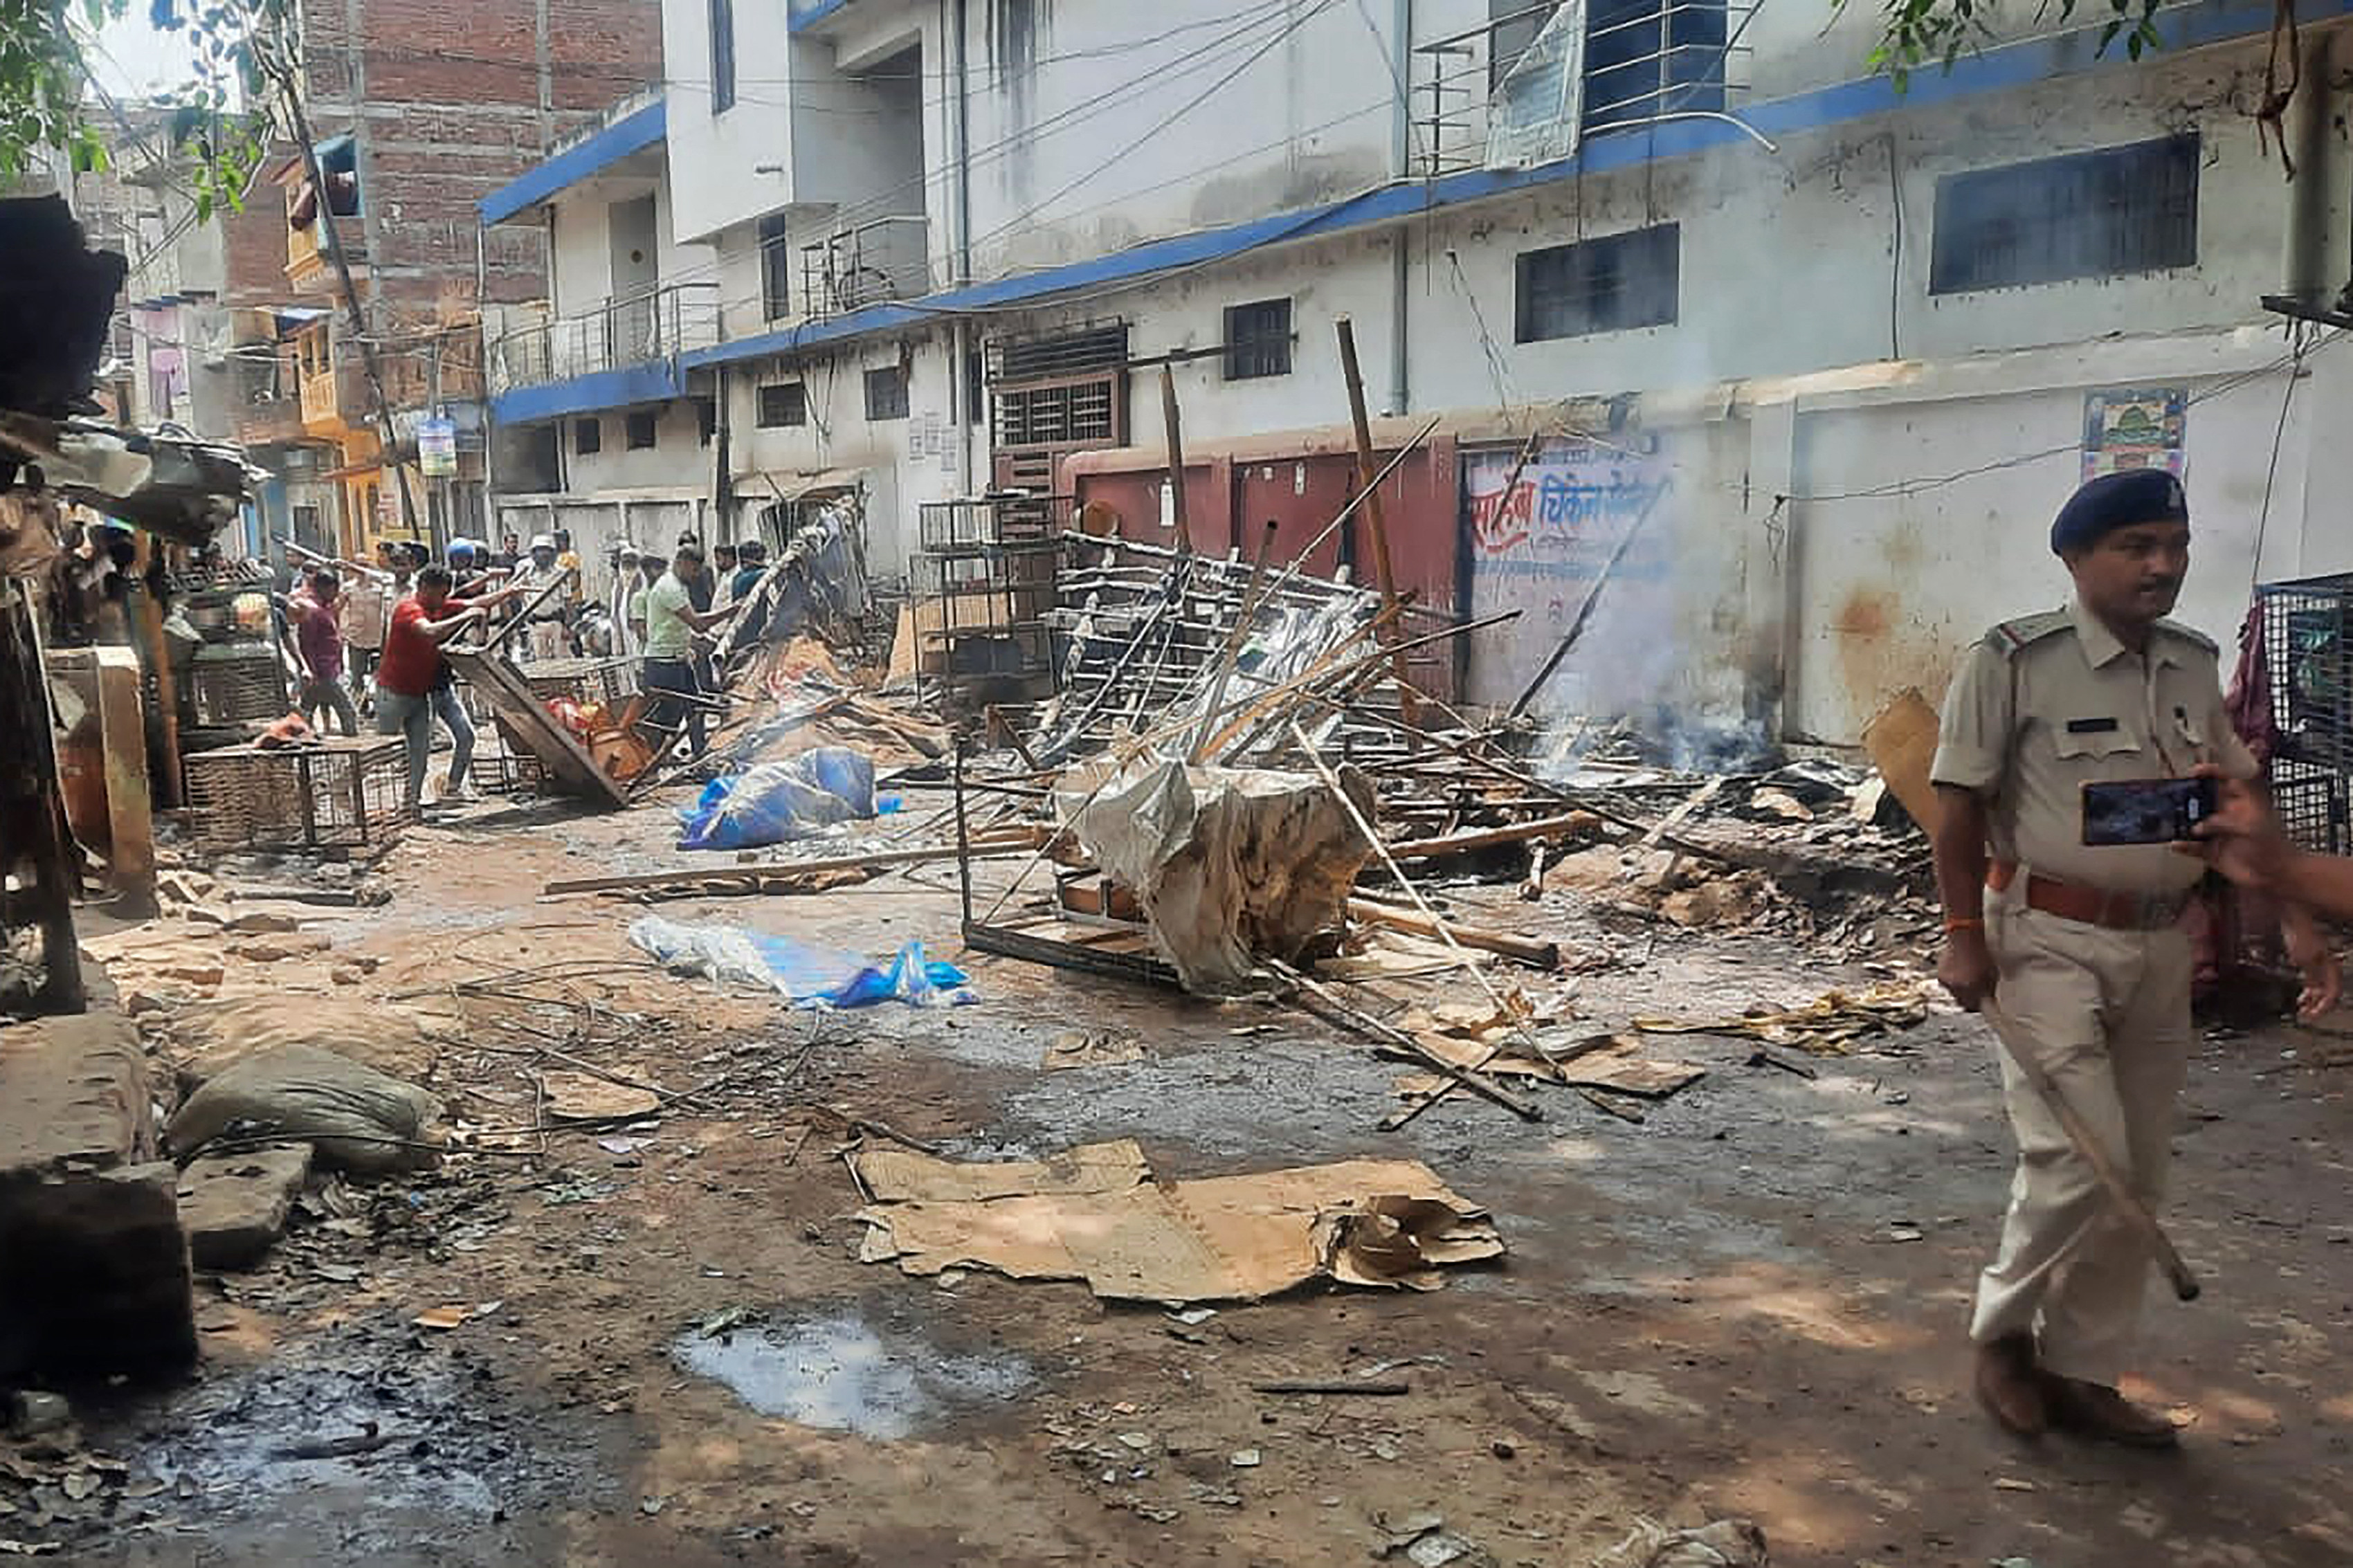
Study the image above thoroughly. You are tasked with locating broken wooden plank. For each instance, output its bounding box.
[1386,812,1597,861]
[444,646,627,810]
[1344,897,1558,969]
[540,827,1048,896]
[1272,960,1543,1123]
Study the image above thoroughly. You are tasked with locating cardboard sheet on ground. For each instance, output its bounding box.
[851,1140,1502,1302]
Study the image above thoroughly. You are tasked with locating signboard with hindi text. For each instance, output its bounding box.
[1460,437,1670,711]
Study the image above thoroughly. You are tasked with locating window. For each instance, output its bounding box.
[864,365,909,421]
[758,212,790,321]
[1583,0,1727,134]
[1490,0,1546,90]
[964,350,987,426]
[1514,224,1679,341]
[709,0,736,114]
[1930,135,2199,295]
[625,410,658,449]
[693,396,717,446]
[1223,298,1293,380]
[756,381,807,428]
[574,417,601,455]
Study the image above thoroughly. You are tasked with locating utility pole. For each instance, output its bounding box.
[258,34,424,546]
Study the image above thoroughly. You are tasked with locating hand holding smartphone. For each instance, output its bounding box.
[2081,776,2221,846]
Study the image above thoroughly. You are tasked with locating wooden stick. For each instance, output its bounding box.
[1334,316,1409,710]
[1983,997,2199,1302]
[1251,1380,1412,1396]
[1287,718,1566,1081]
[540,830,1045,895]
[1161,364,1192,559]
[1345,897,1558,969]
[1191,520,1279,763]
[1386,812,1597,860]
[1272,959,1541,1122]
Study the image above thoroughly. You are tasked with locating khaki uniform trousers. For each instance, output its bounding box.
[1968,897,2195,1387]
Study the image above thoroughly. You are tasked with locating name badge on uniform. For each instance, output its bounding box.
[2065,717,2120,734]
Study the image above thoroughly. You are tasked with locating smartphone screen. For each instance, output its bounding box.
[2081,776,2221,846]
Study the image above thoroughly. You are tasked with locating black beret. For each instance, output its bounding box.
[2051,468,2188,554]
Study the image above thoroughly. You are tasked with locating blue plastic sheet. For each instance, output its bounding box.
[676,747,876,850]
[629,915,974,1008]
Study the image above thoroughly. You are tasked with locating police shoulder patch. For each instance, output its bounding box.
[1983,610,2073,657]
[2152,617,2219,655]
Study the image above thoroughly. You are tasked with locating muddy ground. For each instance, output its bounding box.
[20,788,2353,1567]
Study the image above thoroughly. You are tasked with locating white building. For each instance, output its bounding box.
[481,0,2353,742]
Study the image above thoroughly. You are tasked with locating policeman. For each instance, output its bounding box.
[1929,468,2338,1446]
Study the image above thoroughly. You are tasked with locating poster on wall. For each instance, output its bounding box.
[417,416,458,478]
[2081,388,2186,482]
[1461,437,1669,710]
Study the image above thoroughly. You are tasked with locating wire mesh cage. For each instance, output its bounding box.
[2257,572,2353,853]
[187,644,289,727]
[911,497,1067,709]
[478,715,552,796]
[183,737,412,851]
[517,655,637,711]
[917,493,1063,552]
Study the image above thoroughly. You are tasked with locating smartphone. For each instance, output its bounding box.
[2081,776,2220,846]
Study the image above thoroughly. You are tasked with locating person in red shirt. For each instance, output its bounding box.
[376,566,518,812]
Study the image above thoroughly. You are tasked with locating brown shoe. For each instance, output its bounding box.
[2043,1376,2181,1449]
[1974,1334,2048,1437]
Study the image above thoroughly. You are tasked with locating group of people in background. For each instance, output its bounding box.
[278,525,760,815]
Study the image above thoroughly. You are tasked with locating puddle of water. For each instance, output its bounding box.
[672,1310,1030,1439]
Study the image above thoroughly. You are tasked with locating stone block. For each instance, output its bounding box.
[0,1013,196,1382]
[176,1143,312,1270]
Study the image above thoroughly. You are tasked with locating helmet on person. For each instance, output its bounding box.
[529,533,556,553]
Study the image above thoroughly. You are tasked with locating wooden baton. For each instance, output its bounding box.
[1981,996,2199,1302]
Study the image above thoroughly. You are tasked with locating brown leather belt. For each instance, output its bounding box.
[1986,861,2186,931]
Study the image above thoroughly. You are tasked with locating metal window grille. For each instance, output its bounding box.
[992,325,1129,383]
[758,212,790,320]
[864,365,909,421]
[625,411,657,449]
[1223,298,1293,380]
[1930,135,2199,295]
[1584,0,1727,133]
[1514,223,1679,341]
[709,0,736,113]
[757,382,807,428]
[2257,572,2353,853]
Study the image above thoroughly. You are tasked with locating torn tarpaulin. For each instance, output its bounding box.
[676,747,875,850]
[628,915,973,1008]
[851,1139,1502,1302]
[1066,758,1376,994]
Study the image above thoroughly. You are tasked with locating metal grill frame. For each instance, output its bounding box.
[2257,570,2353,853]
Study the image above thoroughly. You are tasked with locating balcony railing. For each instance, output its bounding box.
[1412,0,1755,177]
[286,220,363,291]
[489,280,721,394]
[798,216,931,325]
[236,394,307,446]
[300,362,369,434]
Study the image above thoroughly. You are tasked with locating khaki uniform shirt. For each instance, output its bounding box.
[1930,598,2255,897]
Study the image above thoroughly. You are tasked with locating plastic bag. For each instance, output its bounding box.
[675,747,876,850]
[628,915,972,1008]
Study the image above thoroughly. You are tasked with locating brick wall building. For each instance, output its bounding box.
[250,0,664,552]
